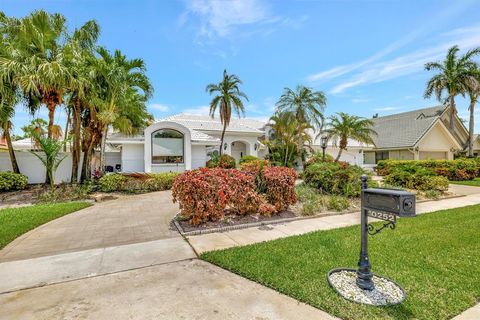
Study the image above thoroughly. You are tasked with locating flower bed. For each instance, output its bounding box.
[98,172,179,192]
[172,167,297,225]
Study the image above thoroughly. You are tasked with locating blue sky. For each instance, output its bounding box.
[4,0,480,135]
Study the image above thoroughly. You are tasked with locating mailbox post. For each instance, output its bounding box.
[357,174,416,290]
[357,175,374,290]
[328,175,416,305]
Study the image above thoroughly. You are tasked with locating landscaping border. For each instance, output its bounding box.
[172,194,465,236]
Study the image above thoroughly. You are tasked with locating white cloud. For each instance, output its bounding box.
[328,24,480,94]
[181,0,307,42]
[352,98,369,103]
[149,103,170,112]
[306,1,478,92]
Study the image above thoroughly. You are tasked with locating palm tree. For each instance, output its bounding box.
[30,132,68,189]
[324,112,377,162]
[6,10,72,139]
[94,47,153,174]
[0,89,20,173]
[267,111,313,166]
[467,68,480,157]
[0,13,21,173]
[276,85,326,167]
[425,45,480,131]
[206,69,248,156]
[63,19,100,182]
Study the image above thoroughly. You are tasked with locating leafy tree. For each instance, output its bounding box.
[324,112,376,162]
[30,132,68,189]
[20,118,48,137]
[425,45,480,131]
[275,85,326,167]
[206,69,248,155]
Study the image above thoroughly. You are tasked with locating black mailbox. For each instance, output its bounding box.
[362,188,416,217]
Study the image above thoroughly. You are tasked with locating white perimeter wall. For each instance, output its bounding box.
[0,151,83,184]
[121,144,144,172]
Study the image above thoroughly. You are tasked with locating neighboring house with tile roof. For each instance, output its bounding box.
[360,105,468,165]
[106,113,268,173]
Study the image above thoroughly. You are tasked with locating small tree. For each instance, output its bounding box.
[30,132,68,189]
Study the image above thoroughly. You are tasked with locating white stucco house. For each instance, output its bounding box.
[106,113,268,173]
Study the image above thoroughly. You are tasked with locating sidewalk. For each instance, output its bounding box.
[188,193,480,254]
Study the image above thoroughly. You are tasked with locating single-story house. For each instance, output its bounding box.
[362,105,468,164]
[106,113,268,173]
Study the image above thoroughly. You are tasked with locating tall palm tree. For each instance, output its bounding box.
[425,45,480,131]
[467,68,480,157]
[206,69,248,156]
[0,13,21,173]
[276,85,326,167]
[94,47,153,174]
[324,112,377,162]
[7,10,72,139]
[63,19,100,182]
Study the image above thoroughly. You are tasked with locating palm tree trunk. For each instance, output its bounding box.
[469,98,475,157]
[4,123,20,174]
[284,145,289,166]
[99,125,108,174]
[63,109,70,152]
[80,136,95,183]
[47,102,56,139]
[449,95,456,131]
[297,136,303,168]
[71,102,81,183]
[335,148,343,162]
[219,122,227,156]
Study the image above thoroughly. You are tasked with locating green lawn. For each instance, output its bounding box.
[0,202,91,249]
[450,178,480,187]
[202,205,480,320]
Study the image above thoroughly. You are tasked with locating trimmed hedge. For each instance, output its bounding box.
[172,167,297,225]
[0,172,28,192]
[98,172,179,192]
[377,159,478,181]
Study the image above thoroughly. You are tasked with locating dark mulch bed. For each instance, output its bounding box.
[177,209,297,233]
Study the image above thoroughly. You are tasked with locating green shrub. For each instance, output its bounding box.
[99,173,179,192]
[218,154,236,169]
[303,161,371,197]
[377,159,477,180]
[296,184,321,216]
[98,174,130,192]
[0,172,28,192]
[239,155,259,164]
[384,169,449,192]
[305,151,335,168]
[326,195,350,211]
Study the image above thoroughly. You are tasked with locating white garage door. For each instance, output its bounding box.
[419,151,447,160]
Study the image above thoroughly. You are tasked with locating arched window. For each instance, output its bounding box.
[151,129,184,164]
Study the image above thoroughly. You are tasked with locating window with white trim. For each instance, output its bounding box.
[151,129,184,164]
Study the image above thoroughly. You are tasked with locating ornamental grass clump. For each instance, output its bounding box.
[172,167,297,225]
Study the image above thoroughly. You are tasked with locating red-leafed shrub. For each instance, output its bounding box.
[172,166,297,225]
[261,167,297,211]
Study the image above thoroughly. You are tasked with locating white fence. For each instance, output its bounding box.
[0,151,83,184]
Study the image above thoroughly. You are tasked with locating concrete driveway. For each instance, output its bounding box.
[0,190,180,262]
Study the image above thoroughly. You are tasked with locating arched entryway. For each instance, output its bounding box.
[230,141,248,163]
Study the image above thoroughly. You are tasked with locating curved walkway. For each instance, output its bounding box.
[0,190,180,262]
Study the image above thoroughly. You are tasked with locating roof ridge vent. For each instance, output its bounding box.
[416,113,426,119]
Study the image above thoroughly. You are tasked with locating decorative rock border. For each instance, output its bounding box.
[327,268,406,306]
